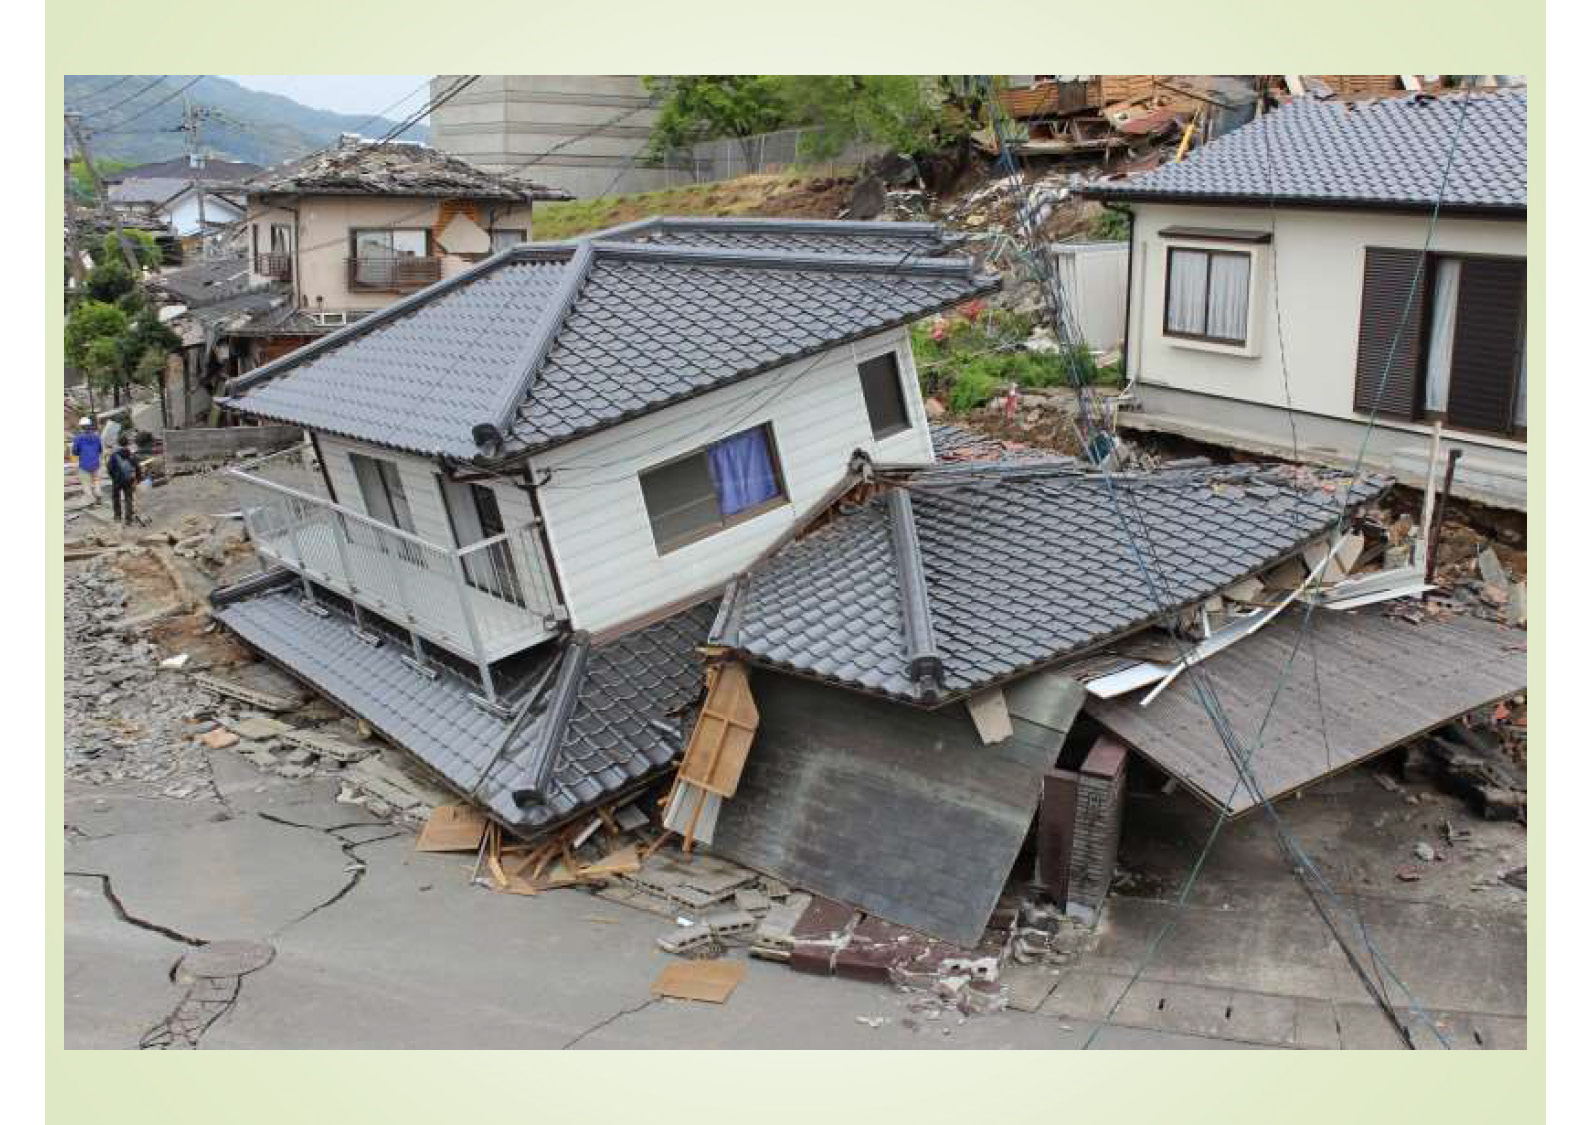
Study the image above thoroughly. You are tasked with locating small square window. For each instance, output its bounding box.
[1164,247,1251,346]
[859,352,912,439]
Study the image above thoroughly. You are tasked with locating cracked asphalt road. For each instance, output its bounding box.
[62,523,1526,1050]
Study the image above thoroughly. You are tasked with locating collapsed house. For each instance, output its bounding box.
[210,217,999,835]
[208,216,1526,952]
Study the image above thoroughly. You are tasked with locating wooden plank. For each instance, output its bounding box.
[651,959,746,1004]
[677,661,760,798]
[966,687,1014,744]
[415,804,489,853]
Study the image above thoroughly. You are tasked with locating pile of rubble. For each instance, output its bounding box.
[64,557,216,800]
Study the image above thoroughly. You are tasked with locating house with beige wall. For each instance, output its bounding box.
[1082,90,1527,510]
[242,134,570,327]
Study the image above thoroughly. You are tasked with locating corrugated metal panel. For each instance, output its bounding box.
[1353,247,1427,420]
[1447,258,1525,434]
[1086,608,1526,818]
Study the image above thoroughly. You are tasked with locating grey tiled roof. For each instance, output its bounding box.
[1082,91,1525,213]
[212,577,714,833]
[230,256,572,457]
[711,463,1392,705]
[509,252,996,452]
[245,136,570,202]
[107,157,262,183]
[592,217,952,258]
[152,254,252,307]
[224,222,997,459]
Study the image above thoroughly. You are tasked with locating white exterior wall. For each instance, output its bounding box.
[1126,201,1525,426]
[164,190,244,237]
[1121,201,1528,507]
[1053,241,1129,351]
[531,328,935,634]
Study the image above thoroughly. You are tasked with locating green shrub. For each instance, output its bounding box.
[947,369,1001,412]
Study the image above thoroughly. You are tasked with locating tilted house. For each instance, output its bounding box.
[1080,90,1527,510]
[210,217,999,835]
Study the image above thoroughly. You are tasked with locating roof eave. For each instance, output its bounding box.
[1076,188,1526,219]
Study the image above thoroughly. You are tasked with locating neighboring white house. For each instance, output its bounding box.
[211,218,995,834]
[1081,90,1527,510]
[108,176,245,237]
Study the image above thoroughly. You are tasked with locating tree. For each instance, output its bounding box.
[84,256,136,304]
[773,76,945,160]
[65,300,129,373]
[643,76,789,165]
[95,229,162,271]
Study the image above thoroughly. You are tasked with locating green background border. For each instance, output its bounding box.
[44,4,1545,1119]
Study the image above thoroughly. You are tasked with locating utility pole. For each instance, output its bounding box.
[64,111,140,272]
[181,96,209,256]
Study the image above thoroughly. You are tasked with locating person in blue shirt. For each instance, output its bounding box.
[71,418,103,506]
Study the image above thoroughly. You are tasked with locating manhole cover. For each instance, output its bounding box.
[178,940,275,980]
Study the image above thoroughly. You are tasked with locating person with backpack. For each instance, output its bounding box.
[106,435,142,526]
[70,417,103,506]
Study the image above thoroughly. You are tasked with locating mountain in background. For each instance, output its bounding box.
[64,75,429,168]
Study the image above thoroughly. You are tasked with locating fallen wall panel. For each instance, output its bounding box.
[709,670,1063,947]
[1086,608,1526,818]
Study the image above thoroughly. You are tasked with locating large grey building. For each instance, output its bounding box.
[427,75,671,199]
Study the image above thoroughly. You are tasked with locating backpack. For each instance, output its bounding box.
[108,450,138,486]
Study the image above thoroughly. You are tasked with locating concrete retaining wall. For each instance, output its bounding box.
[164,425,303,464]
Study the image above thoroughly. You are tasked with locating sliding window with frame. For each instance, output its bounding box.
[1163,246,1252,346]
[639,424,788,554]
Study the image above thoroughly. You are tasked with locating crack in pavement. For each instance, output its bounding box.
[560,996,662,1049]
[139,973,242,1050]
[66,870,207,947]
[255,811,405,934]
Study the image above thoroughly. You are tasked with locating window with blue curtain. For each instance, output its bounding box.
[640,424,786,553]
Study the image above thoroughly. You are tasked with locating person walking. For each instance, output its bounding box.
[70,418,103,506]
[106,435,142,526]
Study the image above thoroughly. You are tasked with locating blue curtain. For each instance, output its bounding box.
[708,429,779,516]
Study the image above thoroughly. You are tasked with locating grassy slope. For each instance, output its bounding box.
[530,173,848,241]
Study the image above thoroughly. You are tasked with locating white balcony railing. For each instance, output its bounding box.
[227,446,563,701]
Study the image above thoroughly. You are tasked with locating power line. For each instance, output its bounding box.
[70,74,136,108]
[74,74,168,119]
[95,76,205,134]
[373,75,478,147]
[973,75,1465,1048]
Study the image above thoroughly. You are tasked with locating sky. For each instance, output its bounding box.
[225,75,432,119]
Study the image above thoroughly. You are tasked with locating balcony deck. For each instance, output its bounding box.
[228,448,564,684]
[250,520,555,665]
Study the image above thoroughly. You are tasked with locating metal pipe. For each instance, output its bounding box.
[1425,449,1462,587]
[449,551,495,703]
[1417,419,1445,570]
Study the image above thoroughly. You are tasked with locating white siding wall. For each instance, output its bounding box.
[531,328,934,634]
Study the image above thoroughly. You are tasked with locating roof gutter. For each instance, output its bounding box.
[1075,189,1524,220]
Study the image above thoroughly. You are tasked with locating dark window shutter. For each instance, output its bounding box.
[1353,247,1428,420]
[1446,258,1526,435]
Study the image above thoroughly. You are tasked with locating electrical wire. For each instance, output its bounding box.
[972,75,1468,1048]
[73,74,169,119]
[95,76,205,134]
[372,75,478,147]
[69,74,137,109]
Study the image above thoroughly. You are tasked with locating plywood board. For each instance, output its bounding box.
[415,804,489,853]
[651,959,746,1003]
[677,662,759,797]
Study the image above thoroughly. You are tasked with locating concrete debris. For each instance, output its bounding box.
[1414,841,1436,862]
